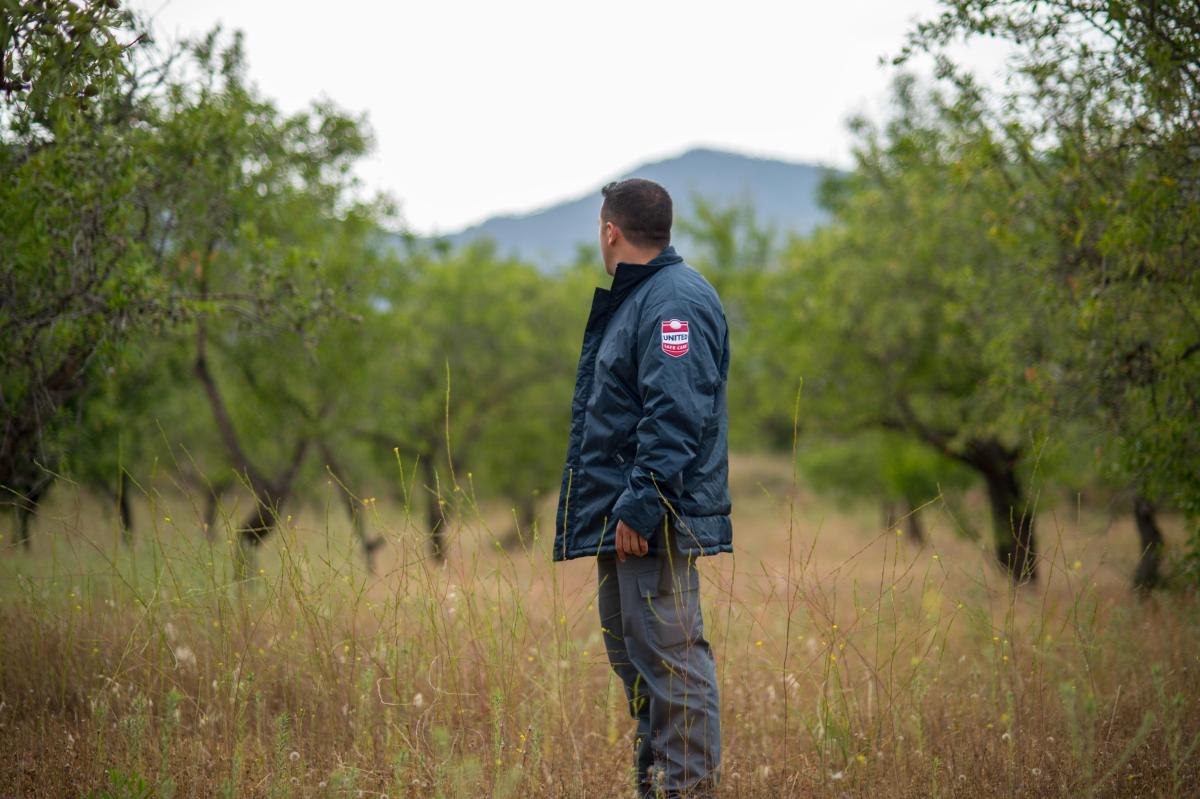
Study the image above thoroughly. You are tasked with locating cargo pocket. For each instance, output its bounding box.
[635,558,702,650]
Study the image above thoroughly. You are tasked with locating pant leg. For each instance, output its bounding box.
[597,553,654,793]
[613,523,722,798]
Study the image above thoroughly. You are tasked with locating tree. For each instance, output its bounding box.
[351,237,584,561]
[898,0,1200,585]
[1,3,164,546]
[768,75,1057,583]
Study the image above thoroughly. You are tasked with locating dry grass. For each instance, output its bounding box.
[1,451,1198,798]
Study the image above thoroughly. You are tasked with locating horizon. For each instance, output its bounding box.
[129,0,1013,235]
[440,144,837,230]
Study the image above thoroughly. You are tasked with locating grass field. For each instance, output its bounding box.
[2,452,1197,798]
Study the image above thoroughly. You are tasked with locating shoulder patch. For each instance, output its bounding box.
[661,319,689,357]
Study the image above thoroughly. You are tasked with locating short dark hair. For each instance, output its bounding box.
[600,178,672,249]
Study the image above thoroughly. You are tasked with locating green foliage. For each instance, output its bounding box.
[896,0,1200,577]
[83,769,152,799]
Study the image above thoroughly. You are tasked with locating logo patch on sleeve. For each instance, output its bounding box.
[661,319,689,357]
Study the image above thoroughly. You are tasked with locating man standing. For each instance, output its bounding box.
[554,178,732,798]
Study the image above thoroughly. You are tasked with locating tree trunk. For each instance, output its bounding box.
[883,500,899,534]
[109,471,135,546]
[12,477,50,551]
[420,456,448,562]
[498,493,540,551]
[194,321,310,577]
[904,500,925,545]
[16,497,36,551]
[888,399,1036,583]
[884,499,924,545]
[969,440,1037,584]
[320,442,386,573]
[1132,494,1165,591]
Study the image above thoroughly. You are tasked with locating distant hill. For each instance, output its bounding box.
[396,147,839,270]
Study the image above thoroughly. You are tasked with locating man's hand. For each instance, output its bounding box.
[615,519,647,562]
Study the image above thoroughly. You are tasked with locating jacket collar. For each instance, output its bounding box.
[608,244,682,307]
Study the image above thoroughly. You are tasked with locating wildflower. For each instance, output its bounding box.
[856,754,866,764]
[412,692,424,708]
[830,770,844,781]
[289,751,300,762]
[1072,560,1082,570]
[755,640,763,647]
[173,645,196,668]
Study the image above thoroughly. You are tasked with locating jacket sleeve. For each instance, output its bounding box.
[611,297,726,538]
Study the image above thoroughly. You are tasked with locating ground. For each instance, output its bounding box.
[1,452,1197,798]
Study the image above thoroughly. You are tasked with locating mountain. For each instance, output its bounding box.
[402,147,839,270]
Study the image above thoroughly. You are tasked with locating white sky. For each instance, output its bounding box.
[130,0,1013,235]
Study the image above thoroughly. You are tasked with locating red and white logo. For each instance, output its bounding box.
[661,319,689,357]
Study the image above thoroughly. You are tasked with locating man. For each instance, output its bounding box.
[553,177,732,799]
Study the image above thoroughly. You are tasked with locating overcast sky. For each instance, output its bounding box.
[130,1,1012,235]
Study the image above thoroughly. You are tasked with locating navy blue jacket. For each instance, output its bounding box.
[553,244,733,561]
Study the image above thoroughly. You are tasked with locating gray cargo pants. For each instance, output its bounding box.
[596,522,721,799]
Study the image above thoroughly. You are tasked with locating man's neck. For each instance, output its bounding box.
[614,245,663,269]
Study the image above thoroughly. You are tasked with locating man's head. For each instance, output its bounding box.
[599,178,672,276]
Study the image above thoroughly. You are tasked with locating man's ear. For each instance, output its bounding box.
[605,220,620,248]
